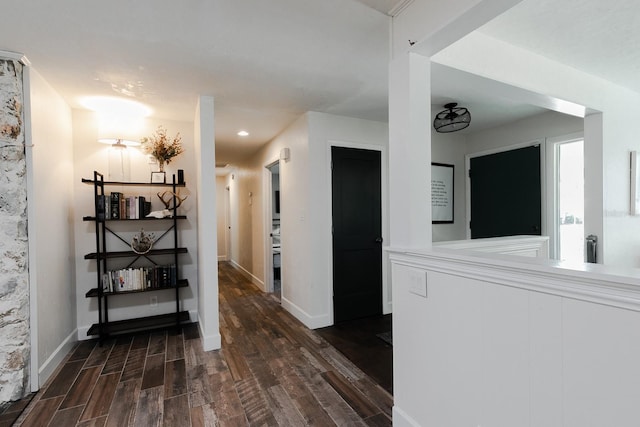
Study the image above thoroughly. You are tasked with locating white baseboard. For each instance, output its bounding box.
[383,301,393,315]
[217,255,228,261]
[392,406,422,427]
[78,325,92,340]
[39,329,77,387]
[281,297,332,329]
[198,321,222,351]
[229,260,264,289]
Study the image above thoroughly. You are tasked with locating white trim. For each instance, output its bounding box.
[544,136,559,258]
[388,0,414,17]
[225,181,231,267]
[392,405,422,427]
[38,329,77,387]
[198,319,221,351]
[434,235,549,258]
[545,132,584,260]
[262,157,279,294]
[77,325,91,340]
[217,255,228,261]
[230,259,265,289]
[0,50,30,65]
[465,139,545,239]
[326,140,391,324]
[388,247,640,313]
[22,63,40,393]
[546,132,584,146]
[281,296,331,329]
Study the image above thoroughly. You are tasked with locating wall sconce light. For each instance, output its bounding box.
[82,96,150,182]
[98,137,140,182]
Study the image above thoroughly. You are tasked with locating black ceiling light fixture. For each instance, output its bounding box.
[433,102,471,133]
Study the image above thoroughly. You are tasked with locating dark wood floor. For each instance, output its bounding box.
[316,315,392,394]
[13,262,392,426]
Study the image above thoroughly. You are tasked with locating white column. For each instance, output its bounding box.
[194,95,222,350]
[388,52,432,248]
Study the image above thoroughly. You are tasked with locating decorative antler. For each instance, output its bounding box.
[157,190,188,210]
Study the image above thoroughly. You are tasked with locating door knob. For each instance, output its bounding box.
[375,237,383,243]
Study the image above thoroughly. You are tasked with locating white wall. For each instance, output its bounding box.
[431,130,467,241]
[229,114,311,311]
[271,170,280,220]
[229,112,389,328]
[433,31,640,266]
[431,110,583,242]
[389,1,640,425]
[72,110,199,339]
[392,249,640,427]
[466,111,583,154]
[27,69,76,386]
[308,112,391,320]
[216,175,228,260]
[228,116,308,288]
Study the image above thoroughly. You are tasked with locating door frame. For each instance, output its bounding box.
[327,140,390,324]
[545,132,584,260]
[465,139,546,239]
[263,157,280,294]
[224,180,231,261]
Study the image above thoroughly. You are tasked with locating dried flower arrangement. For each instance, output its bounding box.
[141,126,184,171]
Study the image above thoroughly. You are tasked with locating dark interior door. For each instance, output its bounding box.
[470,145,541,239]
[332,147,382,323]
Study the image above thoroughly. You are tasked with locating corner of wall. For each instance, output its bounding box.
[198,321,221,352]
[38,329,77,387]
[281,297,332,329]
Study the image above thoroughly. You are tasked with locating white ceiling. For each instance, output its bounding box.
[2,0,639,164]
[431,0,640,134]
[479,0,640,95]
[431,63,549,134]
[0,0,393,164]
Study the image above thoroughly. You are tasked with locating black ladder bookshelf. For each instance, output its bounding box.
[83,171,190,341]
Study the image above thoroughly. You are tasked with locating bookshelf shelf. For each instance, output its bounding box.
[82,215,187,222]
[86,311,190,336]
[85,279,189,297]
[83,171,189,342]
[84,248,188,260]
[81,178,186,187]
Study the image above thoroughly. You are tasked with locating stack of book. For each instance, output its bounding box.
[101,264,177,292]
[97,193,152,220]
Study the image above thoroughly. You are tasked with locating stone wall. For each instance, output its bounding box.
[0,58,29,403]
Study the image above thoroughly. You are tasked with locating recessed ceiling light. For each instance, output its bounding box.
[237,130,249,137]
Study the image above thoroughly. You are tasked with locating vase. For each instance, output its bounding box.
[157,159,165,172]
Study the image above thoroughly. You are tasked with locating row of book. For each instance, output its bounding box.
[101,265,178,292]
[97,193,152,220]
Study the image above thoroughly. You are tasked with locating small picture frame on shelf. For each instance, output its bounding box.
[151,172,166,184]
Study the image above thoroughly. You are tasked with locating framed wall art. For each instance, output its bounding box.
[431,162,454,223]
[151,171,166,184]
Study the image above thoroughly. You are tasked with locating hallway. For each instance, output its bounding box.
[13,262,392,426]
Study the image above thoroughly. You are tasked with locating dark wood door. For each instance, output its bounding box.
[470,145,541,239]
[331,147,382,323]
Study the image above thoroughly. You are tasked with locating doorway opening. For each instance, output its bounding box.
[266,161,281,300]
[553,137,584,262]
